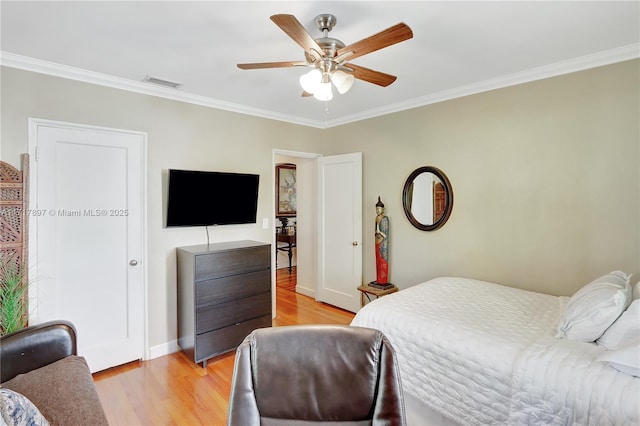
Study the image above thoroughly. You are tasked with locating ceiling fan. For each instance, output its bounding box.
[237,14,413,101]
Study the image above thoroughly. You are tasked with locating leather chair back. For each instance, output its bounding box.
[228,325,406,426]
[0,320,77,383]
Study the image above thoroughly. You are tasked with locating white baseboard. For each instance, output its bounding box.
[148,339,180,360]
[295,285,316,298]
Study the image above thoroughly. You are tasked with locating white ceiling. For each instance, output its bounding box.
[1,1,639,128]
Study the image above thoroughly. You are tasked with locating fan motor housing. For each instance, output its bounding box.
[315,14,337,32]
[305,14,345,63]
[306,37,345,61]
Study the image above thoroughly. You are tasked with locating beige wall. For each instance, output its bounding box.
[323,60,640,296]
[2,59,638,351]
[0,67,323,350]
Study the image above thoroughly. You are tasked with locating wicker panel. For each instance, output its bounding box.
[0,154,29,332]
[0,206,23,244]
[1,187,22,201]
[0,156,29,327]
[0,163,21,182]
[0,248,22,273]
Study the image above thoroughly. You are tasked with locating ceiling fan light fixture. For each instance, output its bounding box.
[313,81,333,101]
[299,69,322,94]
[240,14,413,102]
[331,70,355,94]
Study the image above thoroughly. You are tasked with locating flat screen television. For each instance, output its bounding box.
[166,169,259,227]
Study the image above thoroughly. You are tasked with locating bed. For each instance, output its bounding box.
[351,274,640,425]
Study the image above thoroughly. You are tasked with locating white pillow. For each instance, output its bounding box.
[633,281,640,301]
[597,337,640,377]
[556,271,631,342]
[0,388,50,426]
[597,299,640,350]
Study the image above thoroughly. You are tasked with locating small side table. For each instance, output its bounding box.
[357,284,398,307]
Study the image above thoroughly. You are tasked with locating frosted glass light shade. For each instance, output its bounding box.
[299,69,322,94]
[313,81,333,101]
[331,70,355,94]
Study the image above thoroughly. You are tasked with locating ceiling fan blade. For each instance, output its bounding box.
[301,91,313,97]
[337,23,413,62]
[343,63,397,87]
[237,61,307,70]
[271,14,324,56]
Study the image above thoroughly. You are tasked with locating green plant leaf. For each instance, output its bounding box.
[0,254,29,335]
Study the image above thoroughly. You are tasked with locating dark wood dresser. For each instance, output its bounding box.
[176,240,271,367]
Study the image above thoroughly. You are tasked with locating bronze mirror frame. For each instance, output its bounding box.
[402,166,454,231]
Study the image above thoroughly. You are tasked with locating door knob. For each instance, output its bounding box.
[129,260,138,266]
[352,241,358,246]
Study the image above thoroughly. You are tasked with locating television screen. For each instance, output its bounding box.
[166,169,259,227]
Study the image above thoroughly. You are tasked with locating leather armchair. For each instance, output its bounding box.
[0,320,77,383]
[228,325,406,426]
[0,320,109,426]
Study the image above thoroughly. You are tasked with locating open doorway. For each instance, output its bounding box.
[273,151,320,304]
[275,162,297,280]
[272,150,362,314]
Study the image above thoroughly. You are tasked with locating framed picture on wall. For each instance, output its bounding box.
[276,163,296,217]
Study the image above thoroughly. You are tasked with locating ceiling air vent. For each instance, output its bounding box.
[142,75,182,89]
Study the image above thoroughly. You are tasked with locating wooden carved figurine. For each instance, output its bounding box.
[374,196,390,285]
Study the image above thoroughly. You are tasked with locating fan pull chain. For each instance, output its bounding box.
[324,101,330,128]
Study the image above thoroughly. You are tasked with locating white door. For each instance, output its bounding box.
[29,119,146,373]
[317,152,362,313]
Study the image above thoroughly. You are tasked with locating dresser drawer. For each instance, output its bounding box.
[195,246,270,280]
[178,241,272,367]
[196,269,270,307]
[196,292,271,333]
[195,315,271,361]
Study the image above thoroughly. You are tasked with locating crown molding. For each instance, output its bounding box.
[2,43,638,129]
[0,51,324,129]
[328,43,640,127]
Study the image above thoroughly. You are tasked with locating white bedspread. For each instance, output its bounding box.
[510,337,639,425]
[351,277,640,425]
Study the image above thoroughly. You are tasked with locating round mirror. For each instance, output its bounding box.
[402,166,453,231]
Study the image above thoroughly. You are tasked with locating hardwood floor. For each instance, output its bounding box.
[273,267,354,326]
[93,268,354,425]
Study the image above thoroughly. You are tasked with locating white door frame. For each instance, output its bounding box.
[28,117,149,361]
